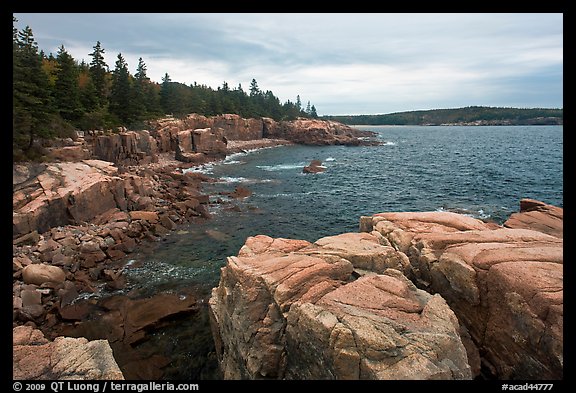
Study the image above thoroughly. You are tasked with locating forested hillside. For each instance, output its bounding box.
[13,18,318,160]
[324,106,563,126]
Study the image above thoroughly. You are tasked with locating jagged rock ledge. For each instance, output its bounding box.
[13,325,124,380]
[208,198,563,380]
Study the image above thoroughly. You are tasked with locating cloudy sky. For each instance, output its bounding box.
[14,13,563,115]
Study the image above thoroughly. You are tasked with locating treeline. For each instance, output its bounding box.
[13,18,318,160]
[324,106,563,126]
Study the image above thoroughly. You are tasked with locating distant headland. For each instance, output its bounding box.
[323,106,563,126]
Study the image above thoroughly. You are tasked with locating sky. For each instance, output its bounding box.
[13,13,563,116]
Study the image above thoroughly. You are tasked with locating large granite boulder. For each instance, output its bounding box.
[13,325,124,380]
[22,264,66,285]
[209,234,472,380]
[361,202,563,379]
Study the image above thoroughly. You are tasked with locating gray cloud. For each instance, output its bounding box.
[14,13,562,115]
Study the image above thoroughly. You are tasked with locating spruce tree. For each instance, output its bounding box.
[13,25,56,153]
[160,73,175,115]
[310,105,318,118]
[132,57,148,120]
[54,45,82,121]
[249,78,260,97]
[89,41,108,106]
[109,53,133,124]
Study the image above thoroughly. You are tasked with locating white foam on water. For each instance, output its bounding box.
[217,176,276,184]
[325,157,336,162]
[183,163,215,175]
[218,176,248,183]
[256,162,308,171]
[436,206,491,220]
[258,191,315,199]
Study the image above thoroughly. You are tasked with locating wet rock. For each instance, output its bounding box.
[160,215,177,230]
[226,186,253,199]
[302,160,325,173]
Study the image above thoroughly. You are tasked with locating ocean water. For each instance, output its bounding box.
[121,125,563,379]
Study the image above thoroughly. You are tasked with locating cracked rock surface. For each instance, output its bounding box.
[209,234,471,380]
[13,325,124,380]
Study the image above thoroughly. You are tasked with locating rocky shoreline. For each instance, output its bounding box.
[12,115,376,380]
[209,199,563,380]
[13,114,562,380]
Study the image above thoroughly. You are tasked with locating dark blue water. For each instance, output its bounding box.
[120,125,562,378]
[127,125,563,292]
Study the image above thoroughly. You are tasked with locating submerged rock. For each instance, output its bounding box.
[302,160,325,174]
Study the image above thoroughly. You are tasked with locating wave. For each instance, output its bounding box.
[222,151,248,165]
[435,206,491,220]
[257,191,315,199]
[222,160,243,165]
[382,141,397,146]
[183,163,215,175]
[217,176,276,184]
[257,162,307,171]
[325,157,336,162]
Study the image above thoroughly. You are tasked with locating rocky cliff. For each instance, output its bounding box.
[209,199,563,380]
[263,117,376,146]
[41,114,374,166]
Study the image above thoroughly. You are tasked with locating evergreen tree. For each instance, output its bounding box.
[89,41,108,105]
[249,78,260,97]
[310,105,318,118]
[160,73,177,115]
[132,57,148,120]
[296,95,302,111]
[305,100,311,115]
[109,53,133,123]
[78,68,98,113]
[13,24,56,154]
[54,45,82,121]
